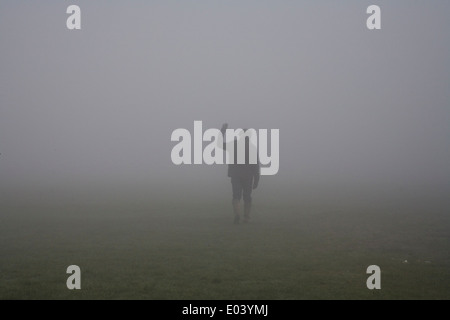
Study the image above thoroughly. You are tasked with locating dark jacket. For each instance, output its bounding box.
[221,131,260,185]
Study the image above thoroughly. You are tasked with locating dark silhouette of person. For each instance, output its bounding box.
[219,123,260,224]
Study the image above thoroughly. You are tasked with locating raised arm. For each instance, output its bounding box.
[217,123,229,150]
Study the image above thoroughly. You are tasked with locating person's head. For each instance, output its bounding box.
[239,128,251,138]
[233,128,255,146]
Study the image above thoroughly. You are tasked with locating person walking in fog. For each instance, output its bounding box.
[219,123,260,225]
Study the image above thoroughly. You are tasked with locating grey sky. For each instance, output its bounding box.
[1,1,449,202]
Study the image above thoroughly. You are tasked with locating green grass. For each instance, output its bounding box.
[0,199,449,299]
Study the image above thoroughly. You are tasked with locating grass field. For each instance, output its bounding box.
[0,196,449,299]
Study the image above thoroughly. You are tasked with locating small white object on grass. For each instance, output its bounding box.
[403,260,408,264]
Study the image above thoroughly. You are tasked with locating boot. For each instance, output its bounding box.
[244,202,251,223]
[232,199,240,225]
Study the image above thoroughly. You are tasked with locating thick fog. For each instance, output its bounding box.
[1,1,449,205]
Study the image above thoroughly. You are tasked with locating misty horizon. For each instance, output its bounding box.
[1,1,449,205]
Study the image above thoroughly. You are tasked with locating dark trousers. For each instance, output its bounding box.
[231,176,253,204]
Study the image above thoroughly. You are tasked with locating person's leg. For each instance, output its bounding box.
[242,176,254,223]
[231,177,243,224]
[232,199,240,224]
